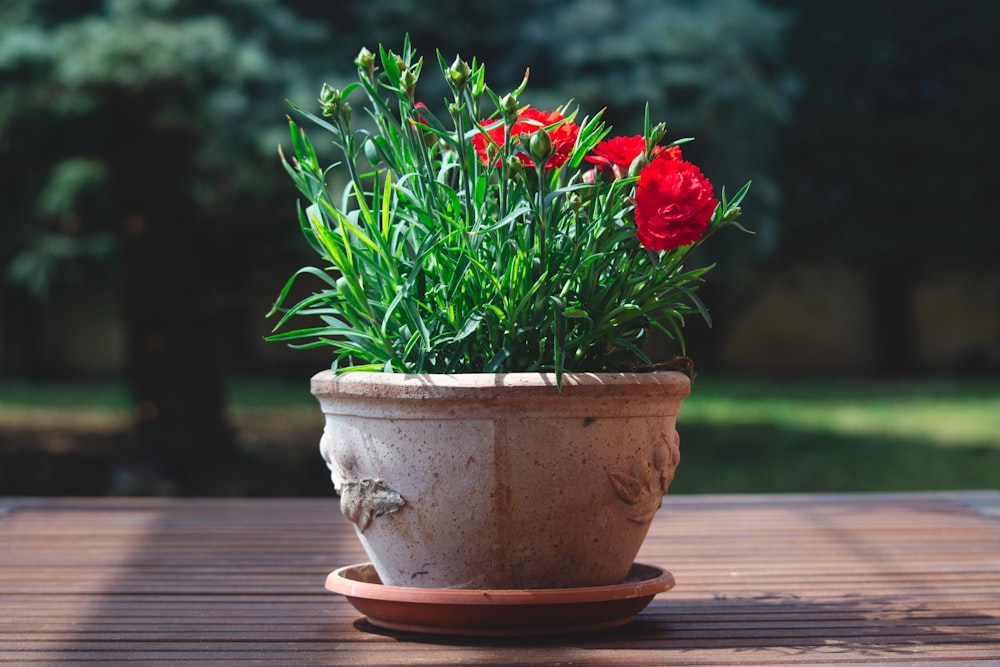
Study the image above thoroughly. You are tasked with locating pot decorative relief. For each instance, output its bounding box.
[313,370,689,591]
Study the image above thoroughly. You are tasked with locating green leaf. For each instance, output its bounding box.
[452,313,483,342]
[678,285,712,328]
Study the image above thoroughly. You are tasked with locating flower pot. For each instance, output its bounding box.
[312,370,689,590]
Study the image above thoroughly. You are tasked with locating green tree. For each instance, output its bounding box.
[0,0,334,489]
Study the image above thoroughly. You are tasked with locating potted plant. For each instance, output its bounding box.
[268,38,748,599]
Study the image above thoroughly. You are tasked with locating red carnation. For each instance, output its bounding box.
[586,136,682,180]
[472,107,580,169]
[588,136,678,168]
[634,156,717,252]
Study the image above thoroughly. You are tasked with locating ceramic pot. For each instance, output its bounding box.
[312,371,689,589]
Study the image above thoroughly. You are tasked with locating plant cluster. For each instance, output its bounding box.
[268,38,749,380]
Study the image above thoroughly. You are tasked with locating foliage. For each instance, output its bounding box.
[0,0,349,472]
[0,0,332,299]
[267,39,749,380]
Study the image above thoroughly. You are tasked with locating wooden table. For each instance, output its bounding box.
[2,492,999,666]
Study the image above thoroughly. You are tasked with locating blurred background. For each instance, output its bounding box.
[2,0,998,496]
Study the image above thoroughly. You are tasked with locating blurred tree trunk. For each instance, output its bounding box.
[0,288,44,377]
[111,94,236,488]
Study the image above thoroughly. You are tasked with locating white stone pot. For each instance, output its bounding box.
[312,371,689,589]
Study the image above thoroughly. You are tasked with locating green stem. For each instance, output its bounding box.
[534,164,548,277]
[456,91,477,233]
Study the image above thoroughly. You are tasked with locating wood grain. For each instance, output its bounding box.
[1,493,998,665]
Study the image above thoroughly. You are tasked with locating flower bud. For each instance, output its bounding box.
[412,102,437,147]
[471,70,486,98]
[319,83,341,118]
[400,68,418,102]
[364,137,382,166]
[650,122,667,145]
[528,128,553,164]
[628,152,650,178]
[355,47,376,81]
[446,55,471,90]
[505,155,524,177]
[500,93,519,124]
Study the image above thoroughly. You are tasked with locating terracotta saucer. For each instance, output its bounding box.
[326,562,674,636]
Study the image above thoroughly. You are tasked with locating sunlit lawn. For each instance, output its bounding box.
[672,376,1000,493]
[2,376,998,494]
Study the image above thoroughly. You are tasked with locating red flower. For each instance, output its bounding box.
[586,136,682,180]
[634,156,717,252]
[472,107,580,169]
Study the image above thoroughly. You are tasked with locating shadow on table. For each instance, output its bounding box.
[353,593,1000,659]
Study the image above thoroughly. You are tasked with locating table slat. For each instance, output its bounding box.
[1,492,998,666]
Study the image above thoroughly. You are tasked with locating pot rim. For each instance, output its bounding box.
[310,369,691,400]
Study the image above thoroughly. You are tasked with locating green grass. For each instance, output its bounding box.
[0,382,130,431]
[2,376,998,494]
[0,379,318,431]
[671,376,1000,494]
[682,376,1000,448]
